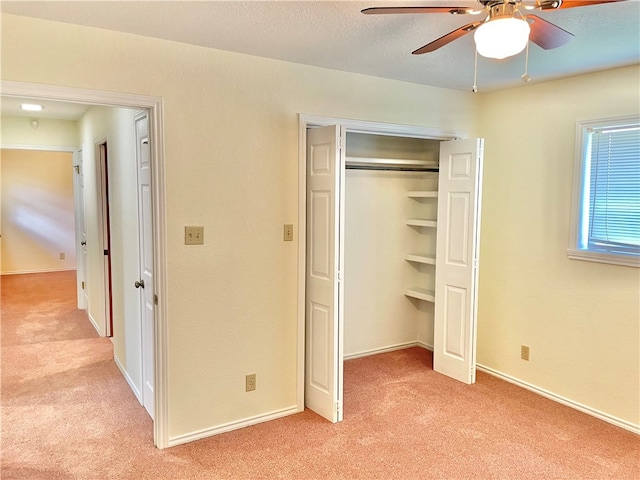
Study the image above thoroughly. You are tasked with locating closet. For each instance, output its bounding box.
[304,121,483,423]
[343,132,440,360]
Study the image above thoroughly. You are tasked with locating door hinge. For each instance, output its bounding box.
[81,281,85,290]
[335,401,342,415]
[154,294,158,306]
[104,249,109,256]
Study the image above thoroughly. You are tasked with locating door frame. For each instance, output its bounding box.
[296,113,466,413]
[1,80,169,449]
[96,140,114,337]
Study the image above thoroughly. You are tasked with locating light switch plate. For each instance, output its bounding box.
[185,226,204,245]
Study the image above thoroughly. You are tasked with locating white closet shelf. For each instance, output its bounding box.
[405,254,436,265]
[406,219,437,227]
[346,157,438,169]
[407,191,438,198]
[404,288,435,303]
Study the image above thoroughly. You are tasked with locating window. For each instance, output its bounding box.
[569,116,640,267]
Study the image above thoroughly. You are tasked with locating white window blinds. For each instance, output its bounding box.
[586,125,640,256]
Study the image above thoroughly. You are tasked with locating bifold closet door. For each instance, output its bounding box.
[433,138,484,384]
[305,125,345,423]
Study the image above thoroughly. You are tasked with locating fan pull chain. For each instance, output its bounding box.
[472,48,478,93]
[521,41,531,83]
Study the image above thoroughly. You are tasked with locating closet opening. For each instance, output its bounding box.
[300,115,484,425]
[343,132,441,364]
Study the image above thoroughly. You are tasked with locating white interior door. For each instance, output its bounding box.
[73,150,88,310]
[135,112,155,420]
[305,125,345,423]
[433,138,484,384]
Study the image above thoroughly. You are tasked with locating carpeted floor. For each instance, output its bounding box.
[1,271,638,479]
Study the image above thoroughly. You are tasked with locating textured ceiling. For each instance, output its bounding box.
[1,0,639,96]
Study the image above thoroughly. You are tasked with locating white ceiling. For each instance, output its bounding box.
[1,0,639,101]
[1,96,90,121]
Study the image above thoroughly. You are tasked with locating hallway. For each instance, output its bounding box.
[1,271,154,479]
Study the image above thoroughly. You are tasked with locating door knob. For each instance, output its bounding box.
[81,241,86,246]
[135,279,145,289]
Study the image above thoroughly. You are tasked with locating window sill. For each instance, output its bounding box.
[567,249,640,268]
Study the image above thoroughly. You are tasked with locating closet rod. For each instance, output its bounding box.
[346,165,439,172]
[345,156,438,173]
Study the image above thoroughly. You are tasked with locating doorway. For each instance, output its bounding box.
[0,80,168,448]
[97,141,114,337]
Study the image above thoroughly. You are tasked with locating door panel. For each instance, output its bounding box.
[135,112,155,420]
[305,125,344,423]
[73,150,89,310]
[434,138,484,384]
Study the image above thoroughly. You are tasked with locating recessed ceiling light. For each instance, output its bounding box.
[21,103,44,112]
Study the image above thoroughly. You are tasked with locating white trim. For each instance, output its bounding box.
[568,115,640,268]
[567,248,640,268]
[168,406,299,447]
[87,312,101,336]
[114,355,143,405]
[1,80,169,449]
[297,113,465,415]
[344,341,427,360]
[0,267,76,275]
[477,364,640,436]
[299,113,465,140]
[417,341,433,351]
[0,144,77,152]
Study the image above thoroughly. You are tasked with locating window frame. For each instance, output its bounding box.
[568,115,640,268]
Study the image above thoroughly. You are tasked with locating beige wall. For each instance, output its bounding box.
[476,66,640,426]
[1,148,76,274]
[1,115,79,147]
[2,11,637,443]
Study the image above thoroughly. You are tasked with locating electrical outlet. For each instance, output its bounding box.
[184,226,204,245]
[284,224,294,242]
[59,252,65,260]
[245,374,256,392]
[521,345,530,361]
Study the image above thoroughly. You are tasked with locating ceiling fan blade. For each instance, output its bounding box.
[534,0,626,10]
[527,14,574,49]
[412,21,483,54]
[362,6,476,15]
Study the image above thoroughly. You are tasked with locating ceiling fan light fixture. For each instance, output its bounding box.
[474,17,531,59]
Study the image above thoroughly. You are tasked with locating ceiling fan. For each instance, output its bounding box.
[362,0,625,60]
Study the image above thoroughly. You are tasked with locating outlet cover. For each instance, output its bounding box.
[284,224,294,242]
[245,373,256,392]
[59,252,65,260]
[521,345,530,361]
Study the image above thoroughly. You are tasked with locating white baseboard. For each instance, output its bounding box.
[114,355,143,406]
[168,406,299,448]
[1,267,76,276]
[87,313,101,335]
[477,364,640,435]
[344,341,431,360]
